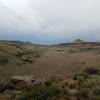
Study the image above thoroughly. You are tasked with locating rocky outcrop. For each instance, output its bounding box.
[0,75,43,99]
[0,75,37,93]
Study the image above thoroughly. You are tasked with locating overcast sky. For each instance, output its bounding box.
[0,0,100,44]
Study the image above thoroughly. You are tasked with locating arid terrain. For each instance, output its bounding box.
[0,40,100,81]
[0,40,100,100]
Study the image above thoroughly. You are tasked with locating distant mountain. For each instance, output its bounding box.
[59,39,87,45]
[73,39,86,43]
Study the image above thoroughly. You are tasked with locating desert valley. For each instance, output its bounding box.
[0,39,100,80]
[0,40,100,100]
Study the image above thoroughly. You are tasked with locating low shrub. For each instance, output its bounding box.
[19,83,61,100]
[93,87,100,96]
[80,88,90,98]
[69,82,76,89]
[84,67,99,75]
[91,96,100,100]
[0,56,8,65]
[81,80,93,88]
[73,72,89,81]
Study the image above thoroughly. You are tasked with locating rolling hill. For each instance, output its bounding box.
[0,40,100,81]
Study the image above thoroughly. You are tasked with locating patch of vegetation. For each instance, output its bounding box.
[0,56,8,65]
[79,47,92,51]
[80,88,90,98]
[19,83,60,100]
[16,50,41,58]
[81,62,86,64]
[17,67,100,100]
[56,49,64,52]
[73,72,89,81]
[68,48,76,54]
[0,67,100,100]
[15,50,41,64]
[84,67,100,75]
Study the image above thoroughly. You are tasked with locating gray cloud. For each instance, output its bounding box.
[0,0,100,44]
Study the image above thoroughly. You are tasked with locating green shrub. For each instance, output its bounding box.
[0,56,8,65]
[15,50,41,64]
[19,83,60,100]
[73,72,89,81]
[81,62,85,64]
[80,88,90,98]
[64,95,71,100]
[81,80,92,88]
[84,67,99,75]
[93,88,100,96]
[44,80,53,87]
[91,96,100,100]
[69,82,76,89]
[69,50,76,54]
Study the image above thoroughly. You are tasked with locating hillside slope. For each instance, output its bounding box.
[0,41,100,80]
